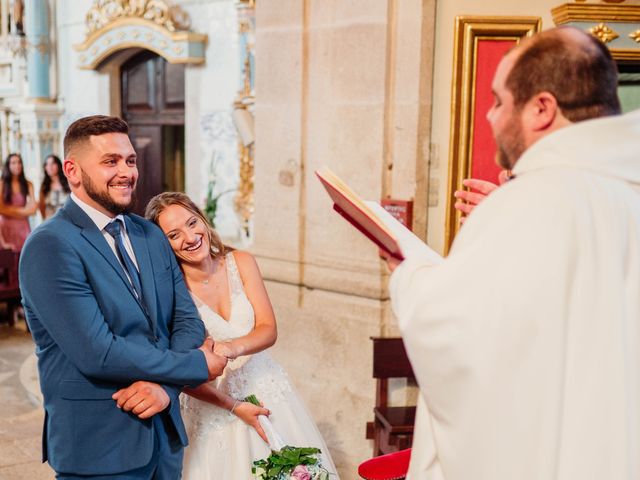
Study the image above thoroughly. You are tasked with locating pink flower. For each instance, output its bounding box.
[290,465,311,480]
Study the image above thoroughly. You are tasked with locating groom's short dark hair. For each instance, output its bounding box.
[63,115,129,157]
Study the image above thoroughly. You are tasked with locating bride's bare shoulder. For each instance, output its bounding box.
[229,250,263,282]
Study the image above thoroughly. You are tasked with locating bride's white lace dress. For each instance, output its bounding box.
[181,252,338,479]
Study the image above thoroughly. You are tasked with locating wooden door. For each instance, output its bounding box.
[121,50,185,215]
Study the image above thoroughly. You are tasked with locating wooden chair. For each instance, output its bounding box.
[0,249,21,326]
[366,337,416,456]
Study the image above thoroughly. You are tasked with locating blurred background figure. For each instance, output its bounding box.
[38,154,70,220]
[0,153,37,252]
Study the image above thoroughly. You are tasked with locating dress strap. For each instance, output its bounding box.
[189,291,204,308]
[226,252,244,297]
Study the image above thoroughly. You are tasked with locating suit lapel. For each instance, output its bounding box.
[61,200,152,329]
[62,200,137,300]
[125,216,158,334]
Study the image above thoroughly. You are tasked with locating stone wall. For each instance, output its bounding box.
[253,1,436,476]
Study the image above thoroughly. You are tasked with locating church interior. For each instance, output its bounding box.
[0,1,639,479]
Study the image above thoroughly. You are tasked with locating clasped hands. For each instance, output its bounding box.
[112,337,228,419]
[199,336,230,379]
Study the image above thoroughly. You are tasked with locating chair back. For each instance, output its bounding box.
[371,337,415,380]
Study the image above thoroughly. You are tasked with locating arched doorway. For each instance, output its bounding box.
[120,50,185,215]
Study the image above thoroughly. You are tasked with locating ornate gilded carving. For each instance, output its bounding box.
[29,41,50,55]
[76,0,207,69]
[630,29,640,43]
[85,0,190,35]
[553,3,640,25]
[589,23,619,43]
[233,1,256,234]
[234,50,255,233]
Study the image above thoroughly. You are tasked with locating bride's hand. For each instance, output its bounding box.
[213,340,240,359]
[232,401,270,443]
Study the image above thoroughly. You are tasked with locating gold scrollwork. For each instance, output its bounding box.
[233,2,256,233]
[85,0,190,35]
[589,23,620,43]
[27,41,50,55]
[630,29,640,43]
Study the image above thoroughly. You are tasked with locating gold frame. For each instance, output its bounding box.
[445,16,541,253]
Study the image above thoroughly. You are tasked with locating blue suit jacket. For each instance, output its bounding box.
[19,199,208,475]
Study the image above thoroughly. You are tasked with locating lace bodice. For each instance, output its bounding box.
[181,252,292,439]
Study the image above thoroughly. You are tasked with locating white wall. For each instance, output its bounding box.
[54,0,242,240]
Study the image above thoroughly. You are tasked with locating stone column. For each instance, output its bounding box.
[24,0,50,100]
[16,0,61,224]
[253,1,436,477]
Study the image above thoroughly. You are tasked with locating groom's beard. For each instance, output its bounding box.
[81,169,137,216]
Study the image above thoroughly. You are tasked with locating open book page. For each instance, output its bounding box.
[316,168,404,260]
[364,201,444,266]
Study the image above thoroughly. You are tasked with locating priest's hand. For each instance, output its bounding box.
[453,170,511,224]
[380,250,403,272]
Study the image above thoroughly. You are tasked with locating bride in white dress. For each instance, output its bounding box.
[145,192,338,479]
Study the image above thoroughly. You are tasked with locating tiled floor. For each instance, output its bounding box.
[0,322,53,480]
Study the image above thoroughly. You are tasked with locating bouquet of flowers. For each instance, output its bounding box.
[246,395,333,480]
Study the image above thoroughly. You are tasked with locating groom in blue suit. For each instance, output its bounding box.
[19,115,227,479]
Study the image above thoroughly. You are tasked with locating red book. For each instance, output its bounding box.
[315,168,405,261]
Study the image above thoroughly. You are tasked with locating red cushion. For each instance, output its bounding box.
[358,448,412,480]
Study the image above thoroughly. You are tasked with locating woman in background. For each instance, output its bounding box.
[146,192,337,480]
[0,153,37,252]
[38,154,70,220]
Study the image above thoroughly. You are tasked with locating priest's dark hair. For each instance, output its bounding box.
[506,26,621,122]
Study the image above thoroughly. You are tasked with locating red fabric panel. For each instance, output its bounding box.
[358,448,411,479]
[470,39,516,183]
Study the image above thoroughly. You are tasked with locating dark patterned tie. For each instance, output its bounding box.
[104,219,143,302]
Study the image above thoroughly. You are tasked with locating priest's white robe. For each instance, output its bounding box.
[390,110,640,479]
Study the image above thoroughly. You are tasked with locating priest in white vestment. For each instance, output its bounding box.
[388,27,640,479]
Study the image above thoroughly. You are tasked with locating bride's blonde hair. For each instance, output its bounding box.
[145,191,227,259]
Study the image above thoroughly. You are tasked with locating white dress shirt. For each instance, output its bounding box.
[70,193,139,271]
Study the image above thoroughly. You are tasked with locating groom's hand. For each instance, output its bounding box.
[199,337,228,380]
[112,381,170,419]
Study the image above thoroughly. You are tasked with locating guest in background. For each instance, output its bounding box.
[0,153,37,252]
[38,154,70,220]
